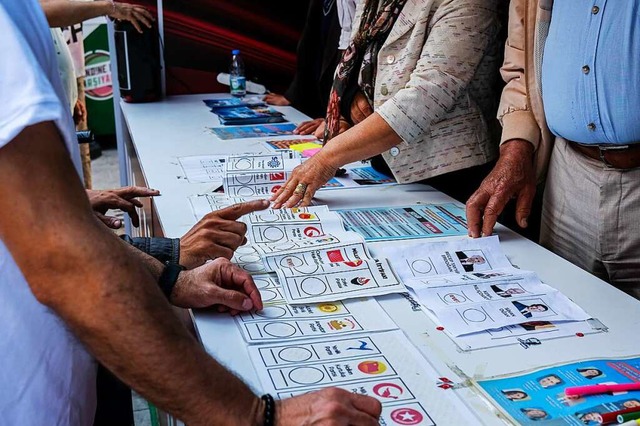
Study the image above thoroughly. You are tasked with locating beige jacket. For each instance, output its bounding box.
[498,0,554,182]
[352,0,502,183]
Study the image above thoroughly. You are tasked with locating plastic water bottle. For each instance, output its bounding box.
[229,49,246,97]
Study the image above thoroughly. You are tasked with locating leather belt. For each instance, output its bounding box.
[567,141,640,169]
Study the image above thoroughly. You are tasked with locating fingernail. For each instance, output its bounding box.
[114,220,122,228]
[242,299,253,310]
[521,218,528,227]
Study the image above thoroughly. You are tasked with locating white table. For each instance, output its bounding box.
[120,94,640,424]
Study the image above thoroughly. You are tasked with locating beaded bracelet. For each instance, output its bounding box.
[260,394,275,426]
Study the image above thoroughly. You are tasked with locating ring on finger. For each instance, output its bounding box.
[293,183,308,195]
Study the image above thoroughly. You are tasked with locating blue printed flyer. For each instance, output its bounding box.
[478,357,640,424]
[335,203,467,241]
[209,123,297,140]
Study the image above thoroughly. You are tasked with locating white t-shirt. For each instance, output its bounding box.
[0,1,96,424]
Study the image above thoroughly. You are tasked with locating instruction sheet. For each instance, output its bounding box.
[336,204,468,241]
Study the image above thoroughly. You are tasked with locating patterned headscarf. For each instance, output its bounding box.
[324,0,408,144]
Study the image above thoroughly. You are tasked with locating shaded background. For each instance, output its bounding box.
[135,0,309,95]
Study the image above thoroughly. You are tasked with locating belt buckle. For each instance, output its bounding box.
[597,144,629,168]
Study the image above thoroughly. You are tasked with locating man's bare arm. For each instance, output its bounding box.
[0,122,261,425]
[40,0,153,32]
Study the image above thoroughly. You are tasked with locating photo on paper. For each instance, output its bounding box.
[511,299,555,319]
[520,407,551,422]
[576,367,605,380]
[455,250,491,273]
[501,389,531,402]
[490,283,528,298]
[537,374,564,388]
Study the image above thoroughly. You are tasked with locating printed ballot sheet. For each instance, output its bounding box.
[222,152,302,197]
[189,194,266,221]
[253,231,365,256]
[178,155,226,183]
[263,241,371,272]
[428,290,591,337]
[236,295,397,344]
[244,209,346,245]
[275,258,405,304]
[335,203,468,241]
[224,152,300,174]
[373,235,512,281]
[248,330,479,425]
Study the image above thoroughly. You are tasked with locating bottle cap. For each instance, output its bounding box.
[232,49,240,55]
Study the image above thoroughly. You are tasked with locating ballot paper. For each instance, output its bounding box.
[427,290,591,337]
[189,194,267,221]
[248,330,479,424]
[373,235,512,282]
[236,294,397,344]
[222,158,303,198]
[178,155,227,183]
[224,152,300,174]
[275,258,405,304]
[336,203,468,241]
[252,231,365,256]
[263,241,371,272]
[244,210,346,245]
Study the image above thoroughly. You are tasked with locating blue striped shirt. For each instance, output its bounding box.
[542,0,640,145]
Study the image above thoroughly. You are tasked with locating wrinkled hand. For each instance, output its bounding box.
[466,139,537,238]
[293,118,324,135]
[87,186,160,228]
[350,91,374,125]
[263,93,290,106]
[312,119,350,140]
[270,155,338,208]
[170,258,263,312]
[73,99,86,125]
[111,2,154,33]
[276,388,381,426]
[179,199,270,268]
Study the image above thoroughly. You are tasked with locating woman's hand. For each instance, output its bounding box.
[263,93,290,106]
[270,155,338,208]
[293,118,324,135]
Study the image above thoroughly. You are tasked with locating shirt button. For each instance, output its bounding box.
[389,146,400,157]
[592,5,600,14]
[380,84,389,96]
[386,54,395,64]
[582,65,590,74]
[587,123,596,131]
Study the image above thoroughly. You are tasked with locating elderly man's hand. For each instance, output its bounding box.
[270,155,337,208]
[110,2,154,33]
[87,186,160,229]
[276,387,382,426]
[170,258,262,312]
[466,139,537,238]
[179,199,270,268]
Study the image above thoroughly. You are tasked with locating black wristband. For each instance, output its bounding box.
[261,394,275,426]
[158,262,185,300]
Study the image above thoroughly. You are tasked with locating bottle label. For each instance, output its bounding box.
[230,76,246,95]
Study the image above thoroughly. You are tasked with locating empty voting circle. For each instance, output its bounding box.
[237,186,256,197]
[260,289,279,302]
[232,158,252,170]
[410,259,433,275]
[442,293,467,304]
[277,347,313,363]
[243,262,266,273]
[462,308,488,323]
[235,245,257,255]
[300,277,327,296]
[238,254,261,264]
[254,278,272,289]
[235,174,254,184]
[293,264,320,275]
[263,322,297,338]
[256,306,287,319]
[273,242,296,251]
[288,367,325,385]
[280,255,304,268]
[262,227,285,242]
[256,213,280,222]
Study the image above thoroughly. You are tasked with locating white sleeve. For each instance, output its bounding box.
[0,5,66,149]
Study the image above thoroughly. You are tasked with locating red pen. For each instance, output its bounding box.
[565,383,640,397]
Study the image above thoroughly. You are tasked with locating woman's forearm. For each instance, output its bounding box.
[40,0,114,27]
